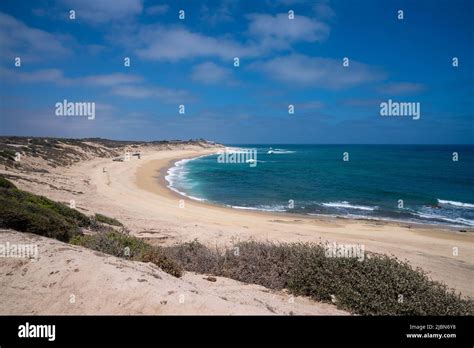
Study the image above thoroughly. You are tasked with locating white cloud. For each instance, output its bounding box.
[0,67,192,102]
[0,67,142,87]
[111,85,194,103]
[118,9,331,63]
[313,1,336,20]
[58,0,143,24]
[270,0,336,20]
[252,54,385,89]
[200,0,238,25]
[0,68,66,84]
[191,62,232,85]
[134,26,258,61]
[0,12,72,61]
[79,74,142,86]
[246,13,329,49]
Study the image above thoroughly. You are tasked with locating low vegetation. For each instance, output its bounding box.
[0,175,17,189]
[0,176,89,241]
[94,213,123,227]
[164,240,474,315]
[70,231,182,278]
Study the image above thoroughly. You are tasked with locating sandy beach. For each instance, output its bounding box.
[5,145,474,299]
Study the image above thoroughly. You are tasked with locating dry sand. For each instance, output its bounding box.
[0,230,346,315]
[1,144,473,315]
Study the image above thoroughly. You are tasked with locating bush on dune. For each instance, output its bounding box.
[0,176,89,241]
[0,196,80,242]
[70,232,183,278]
[0,175,17,189]
[165,240,474,315]
[94,213,123,227]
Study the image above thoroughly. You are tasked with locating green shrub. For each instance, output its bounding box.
[0,177,89,241]
[95,213,123,227]
[0,187,90,227]
[164,240,473,315]
[0,195,81,242]
[140,248,183,278]
[71,231,182,277]
[0,149,16,161]
[0,176,16,189]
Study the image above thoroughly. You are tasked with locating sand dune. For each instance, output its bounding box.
[0,230,347,315]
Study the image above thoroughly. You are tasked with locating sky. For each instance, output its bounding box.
[0,0,473,144]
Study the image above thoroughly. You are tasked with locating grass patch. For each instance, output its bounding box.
[0,176,89,242]
[164,240,473,315]
[95,213,123,227]
[71,231,182,278]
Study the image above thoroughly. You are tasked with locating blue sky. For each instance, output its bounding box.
[0,0,472,144]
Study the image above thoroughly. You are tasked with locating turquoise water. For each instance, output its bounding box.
[166,145,474,227]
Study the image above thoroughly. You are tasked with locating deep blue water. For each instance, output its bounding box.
[166,145,474,227]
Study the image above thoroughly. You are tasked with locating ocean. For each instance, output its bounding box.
[166,145,474,227]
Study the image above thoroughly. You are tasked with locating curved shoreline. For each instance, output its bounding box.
[161,152,474,231]
[164,153,215,202]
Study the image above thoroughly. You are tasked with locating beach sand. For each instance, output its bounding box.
[4,145,474,298]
